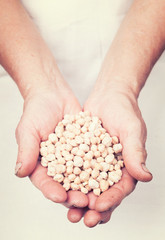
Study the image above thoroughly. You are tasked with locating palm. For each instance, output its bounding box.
[84,90,150,181]
[69,89,152,227]
[15,90,89,208]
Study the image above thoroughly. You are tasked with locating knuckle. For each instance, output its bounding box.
[15,115,25,139]
[133,145,147,159]
[15,122,22,142]
[143,148,147,160]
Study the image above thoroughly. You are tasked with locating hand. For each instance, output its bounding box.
[67,168,136,227]
[15,85,89,209]
[84,86,153,181]
[66,85,153,227]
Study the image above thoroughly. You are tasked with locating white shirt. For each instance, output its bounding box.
[20,0,133,104]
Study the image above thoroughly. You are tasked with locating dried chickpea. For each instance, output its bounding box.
[47,144,55,154]
[46,154,55,162]
[71,147,78,155]
[70,183,79,190]
[105,154,114,164]
[108,171,121,183]
[45,140,52,147]
[98,144,105,153]
[73,167,81,175]
[41,157,48,167]
[102,135,112,147]
[100,162,110,172]
[40,141,46,148]
[53,174,64,183]
[93,188,101,196]
[83,160,91,169]
[55,164,66,174]
[88,179,99,189]
[100,171,108,180]
[100,180,109,192]
[84,137,90,145]
[85,167,93,174]
[84,151,93,161]
[95,163,103,171]
[85,184,91,191]
[80,171,90,182]
[59,136,66,144]
[93,150,100,158]
[74,176,81,185]
[112,136,119,144]
[73,156,83,167]
[65,154,74,161]
[40,111,124,195]
[65,144,72,152]
[66,161,74,167]
[40,147,48,157]
[91,144,97,152]
[63,182,70,191]
[75,135,83,144]
[68,173,76,182]
[79,144,89,152]
[66,166,73,174]
[113,143,123,154]
[81,187,88,194]
[101,149,108,158]
[97,157,104,163]
[91,169,100,179]
[81,126,87,133]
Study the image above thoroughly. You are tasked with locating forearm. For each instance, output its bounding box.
[0,0,64,99]
[95,0,165,98]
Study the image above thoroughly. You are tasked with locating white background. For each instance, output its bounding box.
[0,0,165,239]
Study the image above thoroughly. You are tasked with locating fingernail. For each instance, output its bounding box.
[141,163,151,174]
[15,162,22,175]
[72,204,77,208]
[98,221,104,225]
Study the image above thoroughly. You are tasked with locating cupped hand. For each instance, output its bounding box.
[67,86,153,227]
[84,86,153,181]
[67,168,136,227]
[15,85,88,208]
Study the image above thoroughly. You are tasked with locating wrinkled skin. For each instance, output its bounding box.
[15,86,152,228]
[67,87,152,227]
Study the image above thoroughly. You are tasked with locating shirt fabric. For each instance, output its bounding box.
[21,0,133,104]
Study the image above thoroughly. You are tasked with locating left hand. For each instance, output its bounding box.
[67,168,136,227]
[67,85,152,227]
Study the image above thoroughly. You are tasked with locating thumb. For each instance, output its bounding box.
[122,136,153,182]
[15,118,40,177]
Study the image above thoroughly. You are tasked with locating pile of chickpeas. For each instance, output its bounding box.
[40,111,124,196]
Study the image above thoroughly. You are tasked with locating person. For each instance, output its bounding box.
[0,0,164,227]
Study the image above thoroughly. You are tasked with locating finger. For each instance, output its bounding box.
[29,162,67,203]
[83,210,101,227]
[122,135,152,182]
[15,118,40,177]
[83,210,111,228]
[95,168,137,212]
[67,208,86,223]
[63,190,88,208]
[99,211,112,224]
[87,192,98,209]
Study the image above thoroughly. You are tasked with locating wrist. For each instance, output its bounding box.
[93,74,140,101]
[15,62,68,100]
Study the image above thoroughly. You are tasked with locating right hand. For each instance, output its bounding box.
[15,85,89,208]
